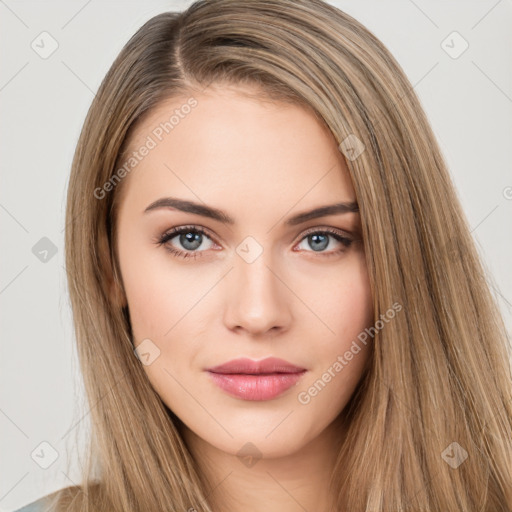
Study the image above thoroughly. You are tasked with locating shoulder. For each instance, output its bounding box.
[12,494,53,512]
[13,486,84,512]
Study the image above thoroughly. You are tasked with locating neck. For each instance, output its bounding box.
[180,414,345,512]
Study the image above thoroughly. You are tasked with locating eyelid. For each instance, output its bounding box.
[297,225,354,241]
[155,224,358,263]
[157,224,353,246]
[158,224,216,241]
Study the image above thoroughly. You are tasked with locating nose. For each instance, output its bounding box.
[222,249,293,336]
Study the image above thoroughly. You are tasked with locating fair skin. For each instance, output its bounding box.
[115,83,374,512]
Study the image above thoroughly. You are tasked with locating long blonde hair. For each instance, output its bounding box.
[56,0,512,510]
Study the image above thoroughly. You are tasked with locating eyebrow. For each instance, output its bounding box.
[144,197,359,226]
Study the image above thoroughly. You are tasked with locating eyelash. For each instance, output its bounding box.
[155,225,354,260]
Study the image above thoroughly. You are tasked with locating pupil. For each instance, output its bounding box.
[180,232,202,250]
[310,234,328,251]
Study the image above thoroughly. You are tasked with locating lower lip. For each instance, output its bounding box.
[206,371,306,401]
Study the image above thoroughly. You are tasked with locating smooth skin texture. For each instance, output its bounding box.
[115,83,374,512]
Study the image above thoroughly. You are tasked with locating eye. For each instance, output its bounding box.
[155,225,355,261]
[294,227,354,257]
[155,225,218,260]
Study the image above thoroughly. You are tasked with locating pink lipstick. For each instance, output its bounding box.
[205,357,307,401]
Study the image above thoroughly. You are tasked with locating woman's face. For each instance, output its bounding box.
[115,83,374,458]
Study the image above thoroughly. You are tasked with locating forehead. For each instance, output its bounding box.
[118,84,355,215]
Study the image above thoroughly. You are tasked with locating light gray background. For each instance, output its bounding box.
[1,1,511,510]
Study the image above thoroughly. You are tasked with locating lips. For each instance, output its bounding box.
[206,357,306,375]
[205,357,307,401]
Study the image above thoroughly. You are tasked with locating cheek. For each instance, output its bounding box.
[119,258,202,398]
[336,260,373,342]
[118,228,208,342]
[298,253,374,398]
[307,252,374,348]
[117,236,218,393]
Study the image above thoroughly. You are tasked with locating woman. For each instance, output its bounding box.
[17,0,512,510]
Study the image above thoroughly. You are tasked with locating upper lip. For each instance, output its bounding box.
[206,357,306,375]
